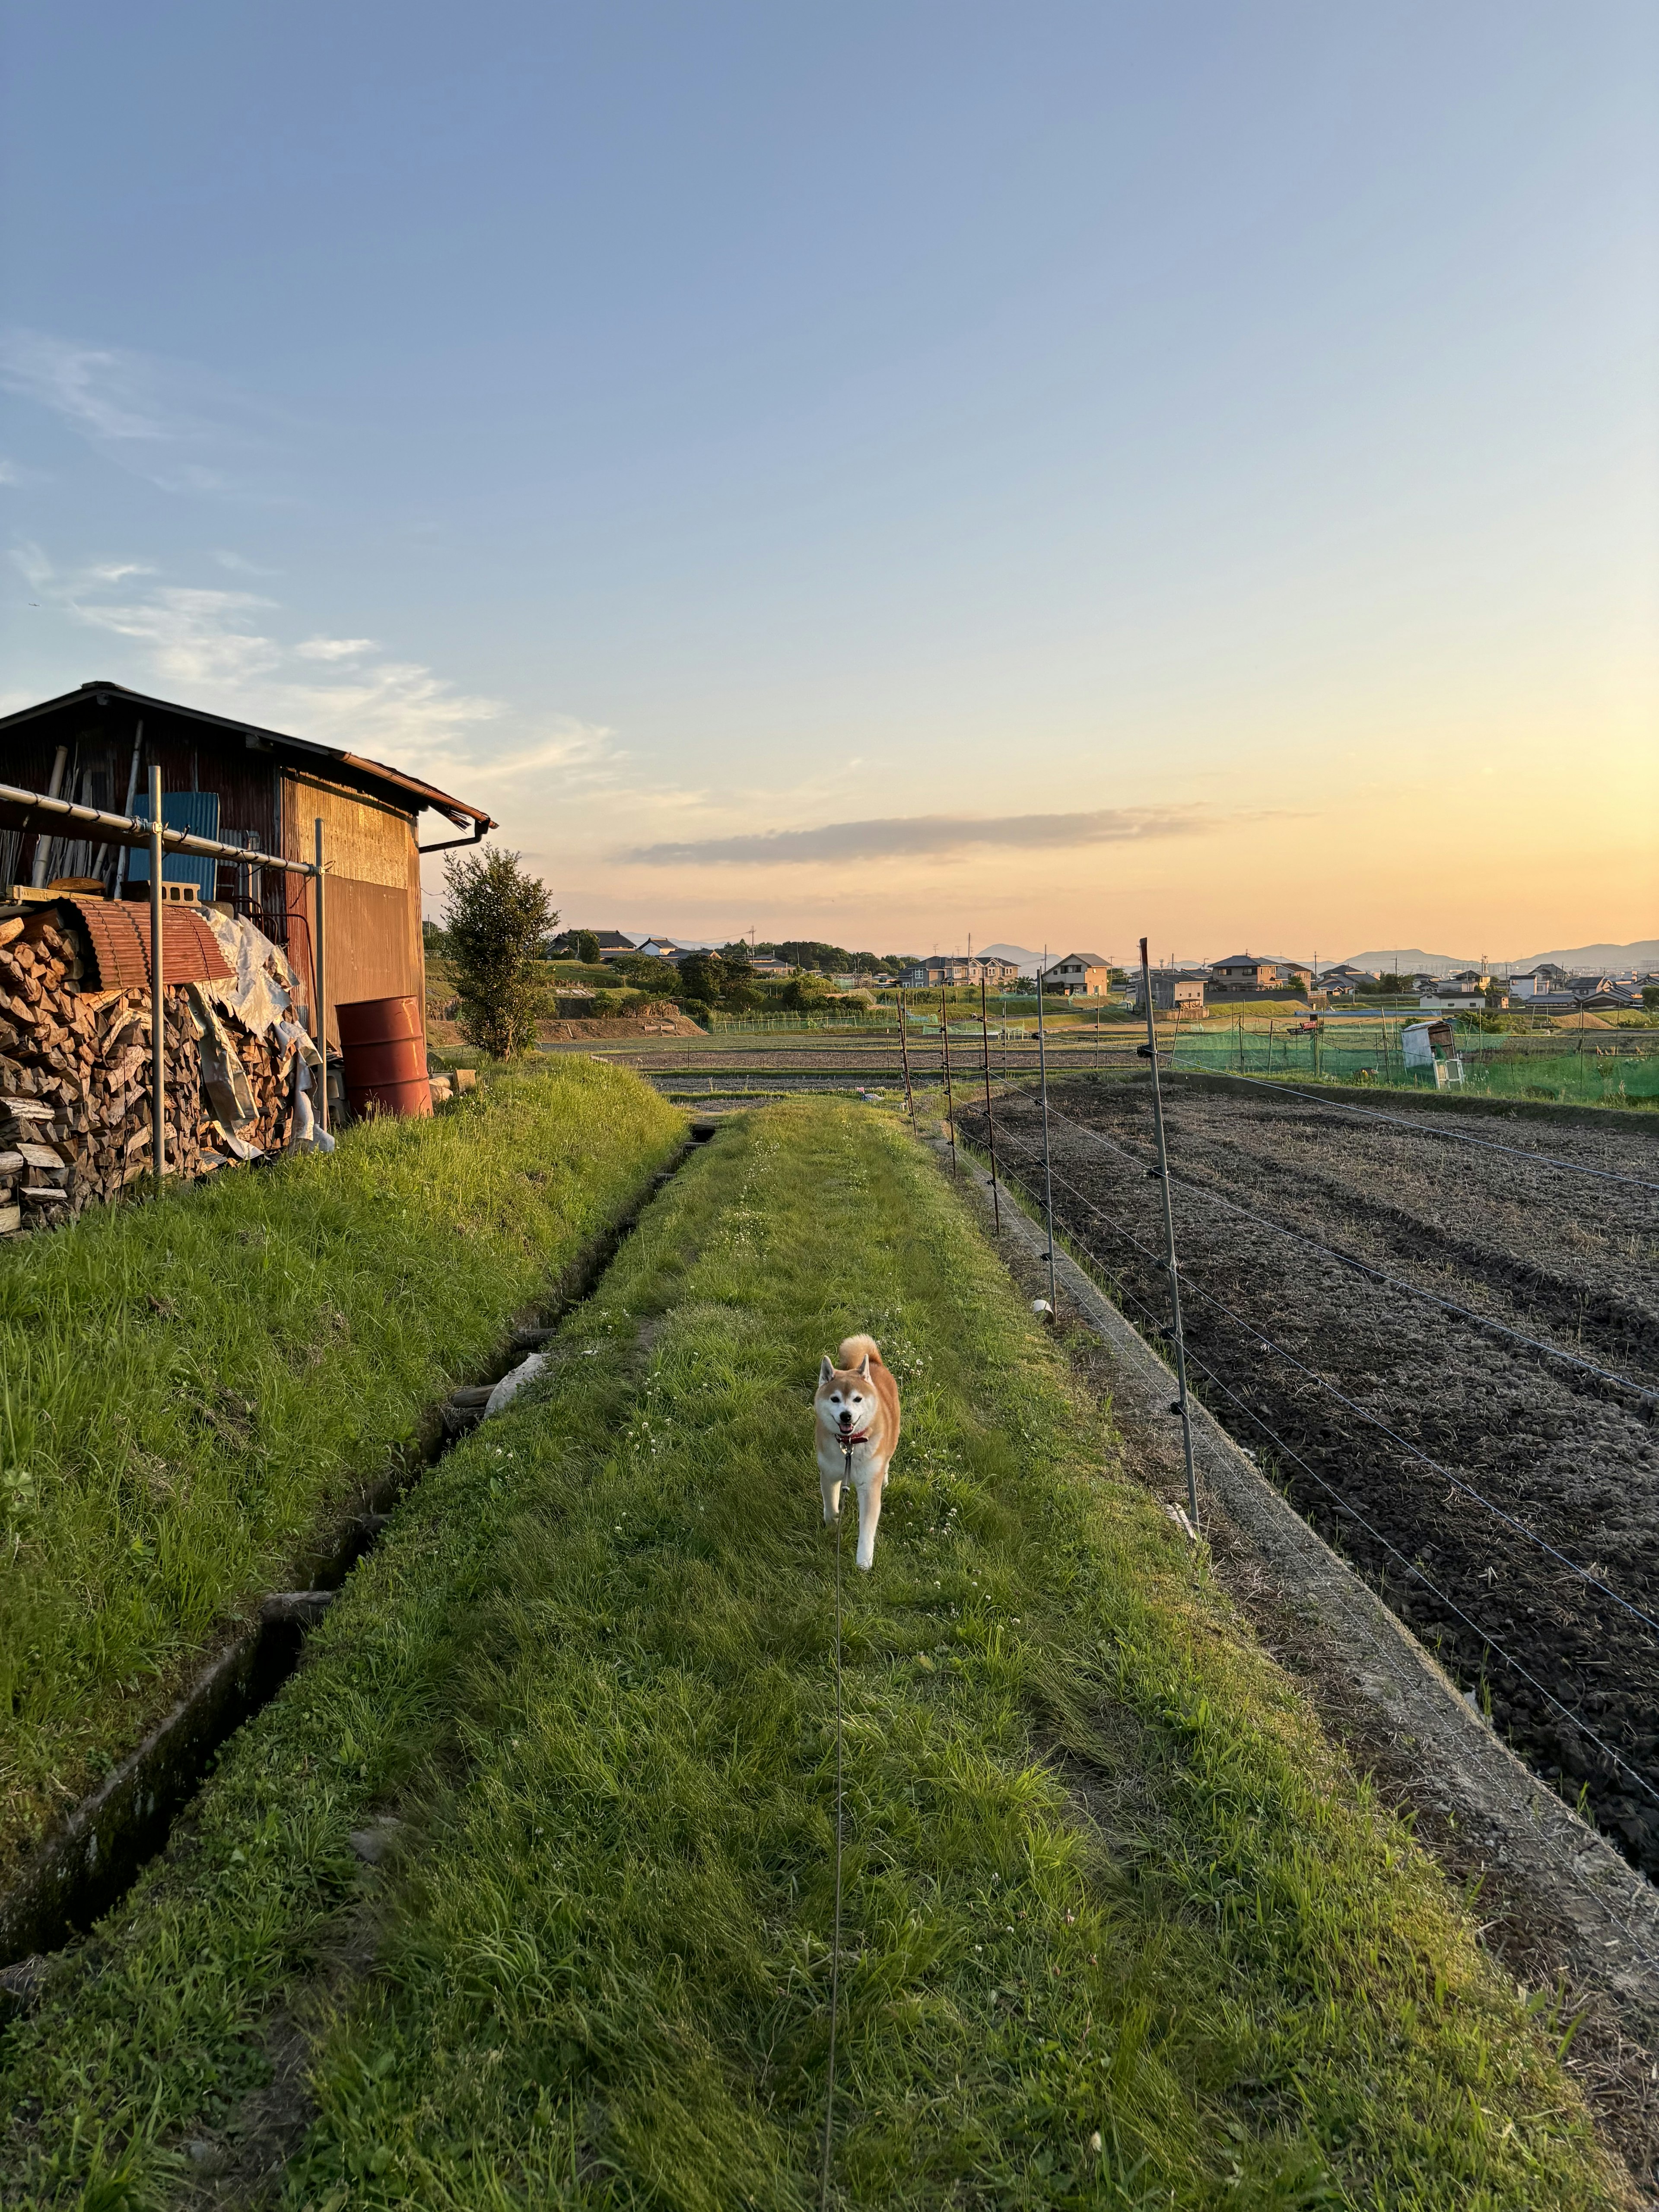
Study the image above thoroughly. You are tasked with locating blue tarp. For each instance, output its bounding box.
[127,791,221,897]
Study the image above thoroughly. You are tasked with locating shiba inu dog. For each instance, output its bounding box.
[815,1334,902,1571]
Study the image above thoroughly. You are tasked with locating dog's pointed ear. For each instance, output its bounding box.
[856,1353,871,1378]
[819,1354,834,1385]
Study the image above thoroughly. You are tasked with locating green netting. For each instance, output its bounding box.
[1166,1019,1659,1106]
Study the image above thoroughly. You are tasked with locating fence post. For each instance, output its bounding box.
[1036,949,1057,1315]
[896,983,915,1129]
[979,973,1000,1233]
[939,986,957,1171]
[149,767,165,1195]
[1139,936,1199,1532]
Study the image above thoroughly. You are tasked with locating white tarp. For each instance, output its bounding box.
[198,908,304,1037]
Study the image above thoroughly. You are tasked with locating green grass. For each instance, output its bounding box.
[0,1060,683,1870]
[0,1103,1626,2208]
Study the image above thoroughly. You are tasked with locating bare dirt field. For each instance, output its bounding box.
[960,1074,1659,1879]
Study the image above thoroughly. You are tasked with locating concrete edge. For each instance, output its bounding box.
[938,1137,1659,2028]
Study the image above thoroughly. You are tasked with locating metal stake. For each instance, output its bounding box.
[979,973,1001,1232]
[939,985,957,1171]
[1140,935,1199,1531]
[1035,947,1057,1314]
[313,818,328,1133]
[896,982,915,1129]
[149,767,165,1195]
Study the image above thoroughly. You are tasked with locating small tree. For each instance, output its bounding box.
[441,848,558,1059]
[677,950,723,1005]
[574,929,602,965]
[617,953,683,995]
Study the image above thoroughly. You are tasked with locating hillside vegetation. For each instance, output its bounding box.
[0,1102,1623,2207]
[0,1061,683,1870]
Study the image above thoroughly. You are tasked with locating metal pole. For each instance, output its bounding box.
[29,747,69,887]
[980,973,1001,1232]
[149,767,165,1195]
[111,721,144,896]
[313,819,328,1134]
[1035,948,1057,1313]
[896,983,915,1129]
[939,985,957,1171]
[1139,935,1198,1531]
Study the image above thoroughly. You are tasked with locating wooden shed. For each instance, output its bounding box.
[0,681,494,1050]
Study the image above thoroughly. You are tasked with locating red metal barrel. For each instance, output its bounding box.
[336,995,433,1119]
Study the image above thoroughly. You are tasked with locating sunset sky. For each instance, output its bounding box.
[2,3,1655,962]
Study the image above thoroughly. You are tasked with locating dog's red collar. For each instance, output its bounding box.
[840,1430,869,1446]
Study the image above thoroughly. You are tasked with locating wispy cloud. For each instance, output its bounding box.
[624,806,1245,867]
[295,635,378,662]
[0,327,276,496]
[0,331,173,441]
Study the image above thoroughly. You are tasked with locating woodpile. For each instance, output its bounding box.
[0,909,299,1237]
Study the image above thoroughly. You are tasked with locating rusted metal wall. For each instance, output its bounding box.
[280,772,423,1050]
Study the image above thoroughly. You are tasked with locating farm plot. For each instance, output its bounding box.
[964,1078,1659,1878]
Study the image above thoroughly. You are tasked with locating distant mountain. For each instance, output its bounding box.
[1340,949,1478,978]
[1341,939,1657,977]
[1516,940,1659,972]
[979,941,1044,977]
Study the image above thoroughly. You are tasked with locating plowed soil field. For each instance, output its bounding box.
[962,1077,1659,1878]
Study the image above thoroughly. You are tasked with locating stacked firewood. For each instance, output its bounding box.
[0,909,297,1236]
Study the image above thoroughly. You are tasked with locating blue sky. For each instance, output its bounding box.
[3,2,1655,958]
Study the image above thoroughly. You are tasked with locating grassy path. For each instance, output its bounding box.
[0,1101,1626,2207]
[0,1061,683,1869]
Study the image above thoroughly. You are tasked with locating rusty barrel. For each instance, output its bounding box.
[336,995,433,1119]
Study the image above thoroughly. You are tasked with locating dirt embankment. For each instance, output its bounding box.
[426,1001,707,1047]
[961,1078,1659,1880]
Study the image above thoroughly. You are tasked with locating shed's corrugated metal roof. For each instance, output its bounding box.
[0,683,494,835]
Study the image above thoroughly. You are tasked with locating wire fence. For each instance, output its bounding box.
[1166,1013,1659,1105]
[948,1014,1659,1832]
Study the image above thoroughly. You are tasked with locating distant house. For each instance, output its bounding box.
[1209,952,1277,993]
[1207,952,1311,1000]
[898,954,1017,990]
[1042,952,1113,997]
[1417,986,1491,1014]
[1135,969,1207,1014]
[1509,965,1567,1000]
[1316,963,1376,994]
[589,931,645,962]
[749,955,794,977]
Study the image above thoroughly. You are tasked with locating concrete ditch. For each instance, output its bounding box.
[0,1120,719,1981]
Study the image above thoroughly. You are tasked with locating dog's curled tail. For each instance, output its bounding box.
[838,1333,885,1371]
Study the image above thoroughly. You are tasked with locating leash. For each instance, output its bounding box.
[820,1439,850,2210]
